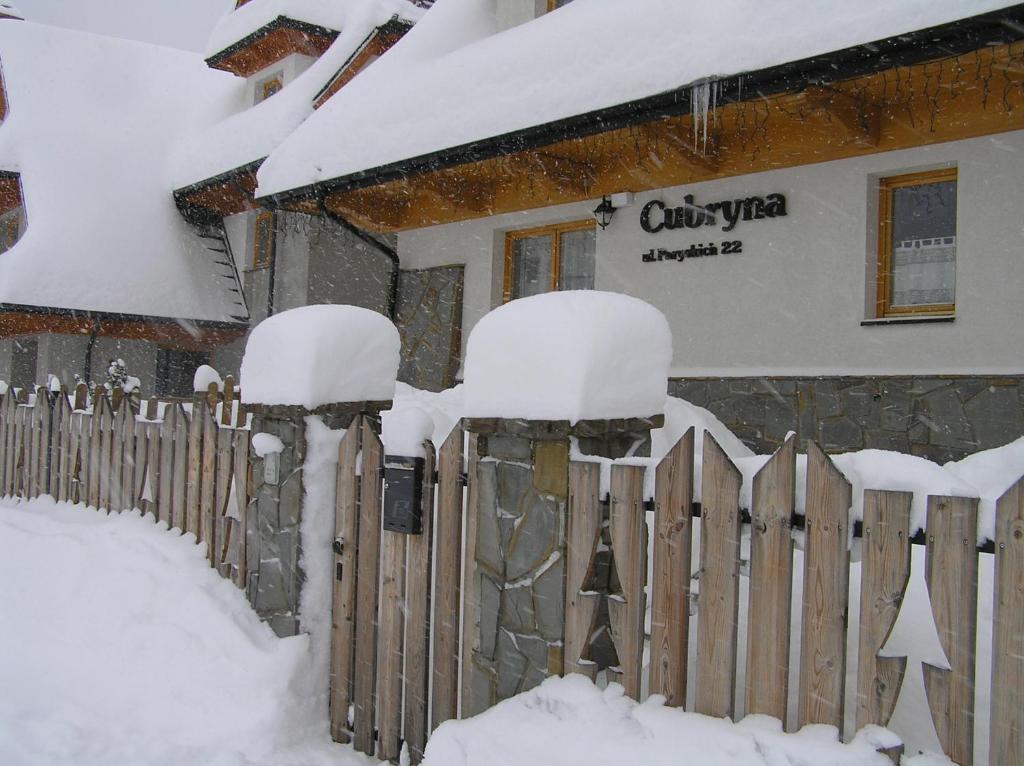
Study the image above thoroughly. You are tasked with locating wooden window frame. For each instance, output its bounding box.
[876,167,957,318]
[546,0,572,11]
[503,219,594,303]
[252,210,276,270]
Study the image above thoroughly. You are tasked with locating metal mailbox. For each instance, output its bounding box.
[382,454,425,534]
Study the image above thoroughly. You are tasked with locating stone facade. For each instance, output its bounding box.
[670,375,1024,463]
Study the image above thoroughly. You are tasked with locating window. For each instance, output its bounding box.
[155,348,209,398]
[0,208,18,254]
[255,74,283,104]
[252,210,275,270]
[503,220,595,302]
[877,168,957,317]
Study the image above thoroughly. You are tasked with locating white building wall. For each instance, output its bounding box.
[397,131,1024,377]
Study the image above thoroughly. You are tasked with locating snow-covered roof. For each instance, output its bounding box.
[206,0,392,58]
[175,0,423,190]
[256,0,1019,198]
[0,22,247,323]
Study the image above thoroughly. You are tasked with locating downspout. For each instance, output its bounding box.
[317,196,400,320]
[83,317,101,384]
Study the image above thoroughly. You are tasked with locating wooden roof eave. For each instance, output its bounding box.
[256,3,1024,231]
[206,16,339,77]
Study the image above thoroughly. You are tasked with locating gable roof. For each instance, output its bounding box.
[174,0,423,194]
[0,21,247,324]
[256,0,1022,201]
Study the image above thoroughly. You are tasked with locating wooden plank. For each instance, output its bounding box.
[746,435,796,723]
[144,420,160,517]
[649,428,695,707]
[991,475,1024,765]
[186,395,204,537]
[330,419,361,743]
[856,489,912,731]
[122,402,138,510]
[695,432,742,718]
[109,399,125,511]
[36,388,52,499]
[27,389,40,498]
[403,443,435,763]
[97,391,112,510]
[798,441,852,730]
[200,400,218,560]
[171,405,189,532]
[1,391,13,496]
[431,426,464,731]
[232,429,249,587]
[922,495,978,766]
[89,389,105,507]
[132,418,148,511]
[564,460,602,682]
[14,395,27,497]
[353,418,383,755]
[49,392,65,500]
[69,410,85,505]
[222,376,236,426]
[460,432,481,718]
[215,425,233,573]
[375,527,407,762]
[159,404,175,526]
[607,463,646,700]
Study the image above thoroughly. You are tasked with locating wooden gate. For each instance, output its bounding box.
[331,423,1023,765]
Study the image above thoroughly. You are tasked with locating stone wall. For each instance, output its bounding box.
[670,375,1024,463]
[246,412,307,638]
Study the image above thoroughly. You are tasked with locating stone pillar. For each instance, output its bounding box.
[462,415,662,713]
[245,403,386,637]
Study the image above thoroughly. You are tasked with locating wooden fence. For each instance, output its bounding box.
[332,423,1023,766]
[0,378,251,584]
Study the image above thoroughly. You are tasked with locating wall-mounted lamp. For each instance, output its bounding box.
[593,196,616,229]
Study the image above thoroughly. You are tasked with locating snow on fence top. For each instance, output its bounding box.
[257,0,1011,197]
[462,291,671,424]
[240,305,399,408]
[0,22,243,322]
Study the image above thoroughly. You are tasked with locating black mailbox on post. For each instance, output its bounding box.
[382,454,425,534]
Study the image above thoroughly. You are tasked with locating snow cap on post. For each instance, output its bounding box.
[463,291,671,424]
[240,305,400,408]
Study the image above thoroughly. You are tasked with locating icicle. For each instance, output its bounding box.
[690,80,719,155]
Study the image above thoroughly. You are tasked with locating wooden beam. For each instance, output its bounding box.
[320,41,1024,232]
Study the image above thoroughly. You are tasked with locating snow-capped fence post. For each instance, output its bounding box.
[460,292,672,715]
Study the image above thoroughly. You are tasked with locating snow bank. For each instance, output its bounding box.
[422,674,895,766]
[463,292,671,423]
[258,0,1012,196]
[0,497,367,766]
[240,305,400,408]
[945,435,1024,543]
[0,22,245,322]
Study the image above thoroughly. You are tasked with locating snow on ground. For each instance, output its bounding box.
[462,291,672,423]
[421,674,898,766]
[0,496,373,766]
[0,21,244,322]
[257,0,1014,196]
[240,305,400,408]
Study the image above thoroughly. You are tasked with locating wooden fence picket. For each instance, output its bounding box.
[431,426,464,731]
[798,442,852,729]
[403,442,436,763]
[171,404,189,532]
[991,476,1024,764]
[231,428,249,587]
[695,432,742,718]
[746,435,796,723]
[376,525,408,762]
[329,417,361,743]
[200,396,218,559]
[607,463,646,699]
[649,428,694,707]
[459,433,481,718]
[109,395,126,511]
[856,489,912,731]
[98,391,113,511]
[353,418,383,755]
[923,495,979,766]
[186,395,203,537]
[159,403,175,525]
[565,460,602,682]
[215,425,233,573]
[2,391,14,495]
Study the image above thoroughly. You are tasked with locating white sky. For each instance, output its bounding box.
[16,0,236,52]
